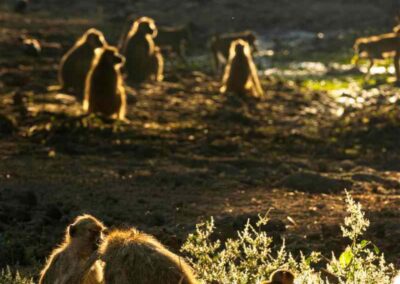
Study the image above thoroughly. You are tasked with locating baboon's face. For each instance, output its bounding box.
[104,50,125,67]
[138,21,157,37]
[87,33,105,48]
[69,217,105,251]
[234,44,245,56]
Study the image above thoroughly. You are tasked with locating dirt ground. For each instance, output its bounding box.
[1,0,400,280]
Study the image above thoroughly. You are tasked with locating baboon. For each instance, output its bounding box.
[58,28,107,101]
[39,214,105,284]
[155,25,192,63]
[220,39,264,98]
[210,30,258,73]
[98,228,198,284]
[83,46,126,120]
[353,33,400,81]
[121,17,163,83]
[263,270,295,284]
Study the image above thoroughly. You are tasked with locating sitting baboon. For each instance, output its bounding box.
[155,24,192,63]
[83,46,126,120]
[58,28,107,100]
[210,30,258,73]
[262,270,295,284]
[353,33,400,81]
[220,39,264,97]
[121,17,163,83]
[97,228,198,284]
[39,214,105,284]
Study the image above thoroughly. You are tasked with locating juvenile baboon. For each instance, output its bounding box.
[210,30,258,73]
[353,33,400,81]
[98,228,198,284]
[58,28,107,101]
[155,25,192,63]
[83,46,126,120]
[39,214,105,284]
[220,39,264,98]
[263,270,295,284]
[122,17,163,84]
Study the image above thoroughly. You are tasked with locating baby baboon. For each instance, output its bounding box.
[39,214,105,284]
[155,25,192,63]
[58,28,107,101]
[353,33,400,81]
[220,39,264,98]
[83,46,126,120]
[121,17,163,84]
[98,228,198,284]
[263,270,295,284]
[210,30,258,73]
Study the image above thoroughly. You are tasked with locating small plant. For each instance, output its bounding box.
[182,191,398,283]
[0,267,34,284]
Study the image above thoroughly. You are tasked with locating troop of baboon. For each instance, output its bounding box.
[54,15,265,120]
[39,214,294,284]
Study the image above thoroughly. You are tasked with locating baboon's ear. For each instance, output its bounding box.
[102,227,110,236]
[94,48,103,57]
[69,224,77,237]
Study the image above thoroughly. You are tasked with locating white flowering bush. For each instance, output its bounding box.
[182,191,398,284]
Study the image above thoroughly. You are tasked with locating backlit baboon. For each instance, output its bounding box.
[99,228,198,284]
[155,25,192,63]
[353,33,400,81]
[39,214,105,284]
[210,30,258,73]
[121,17,163,83]
[220,39,264,97]
[58,28,107,100]
[263,270,295,284]
[83,46,126,120]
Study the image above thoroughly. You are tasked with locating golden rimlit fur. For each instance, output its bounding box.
[59,29,107,100]
[353,33,400,80]
[39,215,105,284]
[220,39,264,97]
[83,46,126,120]
[210,30,257,73]
[98,228,198,284]
[121,17,163,83]
[262,270,295,284]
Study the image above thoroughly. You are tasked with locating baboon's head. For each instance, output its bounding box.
[270,270,295,284]
[68,214,106,253]
[95,47,125,68]
[230,39,250,58]
[84,29,107,49]
[136,17,158,38]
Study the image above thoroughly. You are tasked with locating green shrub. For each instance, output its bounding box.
[0,267,33,284]
[182,191,398,283]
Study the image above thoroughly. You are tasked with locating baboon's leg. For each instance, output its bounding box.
[178,41,188,65]
[365,58,374,80]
